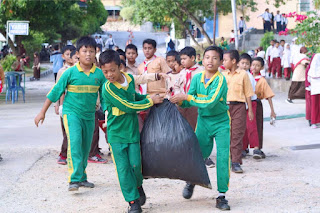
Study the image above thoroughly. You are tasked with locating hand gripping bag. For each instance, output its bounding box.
[141,99,212,188]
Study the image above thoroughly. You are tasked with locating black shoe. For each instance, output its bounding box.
[286,99,293,104]
[205,157,215,168]
[68,182,80,191]
[253,149,264,159]
[308,120,312,127]
[241,148,249,158]
[231,163,243,173]
[138,186,146,206]
[216,196,230,211]
[128,200,142,213]
[79,180,95,188]
[182,182,195,199]
[260,150,266,159]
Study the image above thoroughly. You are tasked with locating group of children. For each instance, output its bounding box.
[34,35,277,213]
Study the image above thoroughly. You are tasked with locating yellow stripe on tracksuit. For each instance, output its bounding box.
[105,82,152,109]
[63,114,74,183]
[67,85,100,93]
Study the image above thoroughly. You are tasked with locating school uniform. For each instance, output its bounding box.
[165,71,181,98]
[258,12,272,32]
[305,55,315,122]
[254,75,275,149]
[307,54,320,125]
[281,16,288,31]
[102,72,153,202]
[270,47,282,78]
[47,62,106,183]
[180,71,230,193]
[50,51,63,82]
[265,45,274,74]
[282,44,292,79]
[175,64,204,130]
[222,69,254,164]
[242,71,259,150]
[238,20,246,34]
[275,14,282,32]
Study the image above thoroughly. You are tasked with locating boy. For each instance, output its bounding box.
[238,53,259,159]
[35,36,106,191]
[196,53,202,65]
[100,50,163,213]
[166,54,183,97]
[50,44,64,82]
[265,40,275,76]
[126,44,139,75]
[222,50,254,173]
[166,50,179,72]
[270,41,282,78]
[251,57,276,157]
[170,46,231,211]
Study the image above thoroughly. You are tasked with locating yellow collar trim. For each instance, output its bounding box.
[113,71,132,90]
[201,71,220,88]
[76,62,97,74]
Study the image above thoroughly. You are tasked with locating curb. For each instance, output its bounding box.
[264,113,305,121]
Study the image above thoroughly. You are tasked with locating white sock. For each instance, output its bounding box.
[218,192,225,198]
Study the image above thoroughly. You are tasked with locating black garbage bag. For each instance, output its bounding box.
[141,99,212,189]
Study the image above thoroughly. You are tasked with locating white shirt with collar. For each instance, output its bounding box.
[259,12,271,21]
[238,20,246,29]
[275,14,282,22]
[246,70,257,100]
[266,45,274,60]
[271,47,282,61]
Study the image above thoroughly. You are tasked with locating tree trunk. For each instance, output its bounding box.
[213,0,217,45]
[176,2,213,45]
[0,29,18,55]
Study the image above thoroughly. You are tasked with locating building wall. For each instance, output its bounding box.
[101,0,122,6]
[217,0,300,38]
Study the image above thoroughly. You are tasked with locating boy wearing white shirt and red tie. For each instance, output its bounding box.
[270,41,282,78]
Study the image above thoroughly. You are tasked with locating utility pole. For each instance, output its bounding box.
[231,0,238,50]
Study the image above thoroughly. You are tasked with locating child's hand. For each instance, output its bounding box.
[248,110,254,121]
[271,111,276,119]
[158,73,169,80]
[34,112,45,127]
[54,104,59,115]
[150,94,164,104]
[170,94,188,104]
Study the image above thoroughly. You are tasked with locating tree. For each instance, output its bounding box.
[120,6,135,21]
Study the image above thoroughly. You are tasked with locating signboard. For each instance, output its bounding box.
[7,21,29,35]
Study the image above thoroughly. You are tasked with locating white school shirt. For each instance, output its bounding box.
[275,14,282,22]
[271,47,282,61]
[230,32,235,39]
[258,12,271,21]
[282,48,291,68]
[282,17,288,25]
[265,45,274,60]
[246,70,257,100]
[238,20,246,29]
[279,45,284,56]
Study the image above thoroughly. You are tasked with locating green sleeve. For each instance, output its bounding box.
[103,82,153,113]
[47,68,70,102]
[184,74,226,109]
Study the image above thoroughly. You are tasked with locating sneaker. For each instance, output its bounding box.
[88,154,108,164]
[138,186,146,206]
[182,182,195,199]
[285,99,293,104]
[128,200,142,213]
[231,163,243,173]
[68,182,80,191]
[216,196,231,211]
[311,124,317,129]
[241,148,249,158]
[205,157,215,168]
[260,150,266,159]
[57,155,67,165]
[253,149,264,159]
[79,180,95,188]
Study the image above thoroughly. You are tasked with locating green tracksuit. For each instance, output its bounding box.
[180,71,231,193]
[47,62,106,183]
[101,72,153,202]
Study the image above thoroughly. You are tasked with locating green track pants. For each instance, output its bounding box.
[63,114,95,183]
[109,142,143,202]
[195,111,231,193]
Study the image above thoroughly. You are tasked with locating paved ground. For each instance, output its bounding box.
[1,51,320,212]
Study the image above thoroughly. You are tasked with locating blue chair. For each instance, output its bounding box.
[15,72,25,102]
[5,72,18,104]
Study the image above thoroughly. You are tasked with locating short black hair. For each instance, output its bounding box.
[116,49,126,61]
[99,49,121,67]
[97,44,102,50]
[70,50,77,58]
[280,39,285,43]
[120,59,126,68]
[180,46,196,58]
[53,44,59,51]
[252,57,265,67]
[143,39,157,48]
[175,55,182,65]
[125,44,138,53]
[225,50,240,63]
[76,36,97,52]
[275,41,280,44]
[240,53,252,64]
[203,46,223,61]
[61,45,76,54]
[166,50,179,58]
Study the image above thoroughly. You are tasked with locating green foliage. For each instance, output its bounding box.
[0,55,17,72]
[260,31,274,51]
[21,30,46,58]
[120,7,135,21]
[294,11,320,54]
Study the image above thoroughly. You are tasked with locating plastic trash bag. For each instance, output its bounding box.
[141,99,212,189]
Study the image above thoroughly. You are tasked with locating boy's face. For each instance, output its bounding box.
[77,46,96,66]
[280,41,285,46]
[223,53,235,70]
[174,61,183,73]
[143,43,156,59]
[126,48,138,63]
[101,61,121,83]
[238,59,251,71]
[166,56,176,70]
[203,50,221,72]
[180,54,195,69]
[275,43,279,48]
[62,50,73,65]
[71,54,79,64]
[251,60,263,74]
[270,41,275,46]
